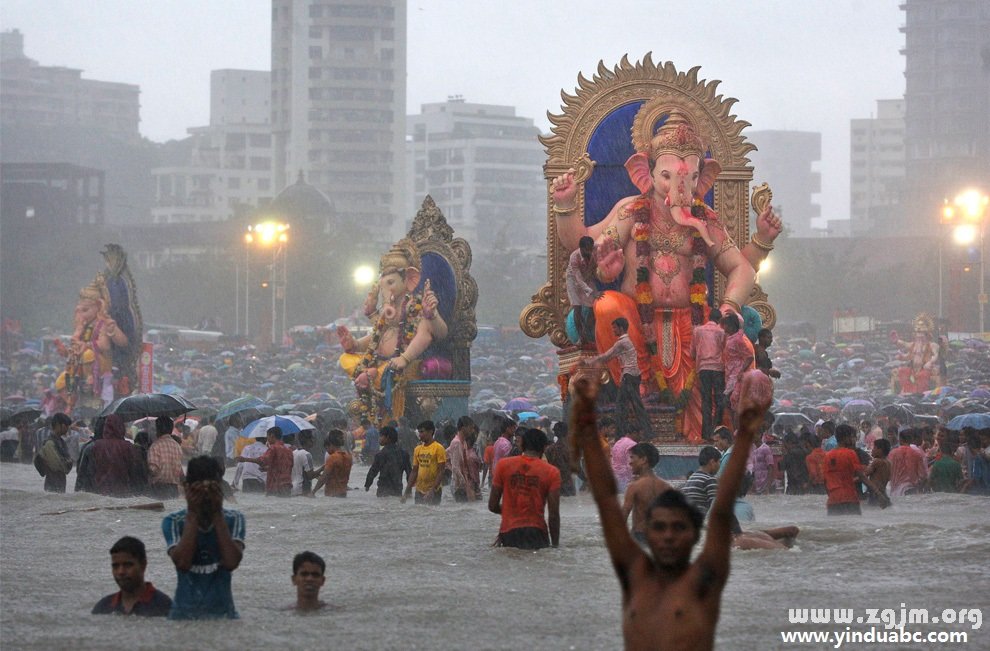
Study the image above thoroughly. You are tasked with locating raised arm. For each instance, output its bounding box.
[571,377,643,574]
[698,371,772,575]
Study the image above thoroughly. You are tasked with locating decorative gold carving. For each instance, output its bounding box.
[408,196,479,374]
[747,282,776,330]
[525,53,777,350]
[751,182,773,216]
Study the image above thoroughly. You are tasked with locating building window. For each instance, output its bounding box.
[309,66,321,80]
[250,157,271,171]
[309,46,322,59]
[228,177,241,189]
[309,26,322,39]
[309,3,322,18]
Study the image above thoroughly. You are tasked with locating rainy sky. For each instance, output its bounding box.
[1,0,905,225]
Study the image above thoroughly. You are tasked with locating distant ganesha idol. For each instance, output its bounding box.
[338,238,447,425]
[57,244,142,413]
[551,104,782,438]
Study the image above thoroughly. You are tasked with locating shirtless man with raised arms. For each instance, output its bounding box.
[571,369,772,651]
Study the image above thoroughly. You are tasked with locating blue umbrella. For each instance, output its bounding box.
[946,413,990,430]
[241,415,315,439]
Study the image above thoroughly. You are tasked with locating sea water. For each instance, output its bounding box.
[2,462,988,651]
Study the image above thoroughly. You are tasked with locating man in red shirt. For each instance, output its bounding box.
[237,427,293,497]
[488,428,561,549]
[691,309,726,441]
[824,424,889,515]
[888,429,929,496]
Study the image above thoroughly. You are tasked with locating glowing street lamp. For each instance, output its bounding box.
[353,264,376,288]
[942,189,988,334]
[244,221,290,345]
[953,224,977,246]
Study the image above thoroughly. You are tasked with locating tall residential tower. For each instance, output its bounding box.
[271,0,406,242]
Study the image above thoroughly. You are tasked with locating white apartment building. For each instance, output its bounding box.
[406,99,545,246]
[747,130,822,238]
[151,70,274,224]
[271,0,406,243]
[850,99,906,236]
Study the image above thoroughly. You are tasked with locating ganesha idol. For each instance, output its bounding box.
[57,280,129,410]
[338,238,448,425]
[891,313,941,394]
[551,106,783,441]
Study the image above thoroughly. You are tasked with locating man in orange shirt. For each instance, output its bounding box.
[488,428,561,549]
[824,424,889,515]
[804,432,827,494]
[311,429,352,498]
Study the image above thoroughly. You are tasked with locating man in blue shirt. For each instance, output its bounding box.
[162,455,245,619]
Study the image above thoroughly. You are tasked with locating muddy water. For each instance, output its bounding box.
[1,461,987,650]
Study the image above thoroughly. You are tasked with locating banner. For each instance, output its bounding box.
[139,342,154,393]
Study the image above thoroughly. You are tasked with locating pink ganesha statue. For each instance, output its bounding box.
[551,109,782,440]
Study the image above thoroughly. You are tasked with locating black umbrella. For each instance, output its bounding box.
[99,393,198,422]
[1,405,42,427]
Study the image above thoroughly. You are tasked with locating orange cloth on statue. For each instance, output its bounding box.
[592,291,704,442]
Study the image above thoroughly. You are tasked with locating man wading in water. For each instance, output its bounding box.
[571,369,772,651]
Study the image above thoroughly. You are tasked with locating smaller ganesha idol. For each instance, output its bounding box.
[338,238,448,425]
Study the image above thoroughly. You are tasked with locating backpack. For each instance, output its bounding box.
[33,452,47,477]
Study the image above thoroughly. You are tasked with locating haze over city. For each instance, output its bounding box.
[1,0,906,225]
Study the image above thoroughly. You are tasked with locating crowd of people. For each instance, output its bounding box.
[2,321,988,651]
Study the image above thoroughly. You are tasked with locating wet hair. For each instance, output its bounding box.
[186,455,225,483]
[599,416,615,429]
[50,413,72,428]
[630,442,660,467]
[521,428,548,453]
[708,309,721,324]
[292,550,326,575]
[758,327,772,341]
[456,415,475,431]
[836,424,856,445]
[713,427,733,444]
[552,422,567,438]
[821,421,836,435]
[360,418,371,427]
[648,489,704,535]
[722,313,740,332]
[496,416,515,435]
[110,536,147,565]
[282,433,297,445]
[612,317,629,332]
[267,426,283,440]
[417,420,435,433]
[873,438,891,457]
[326,429,345,448]
[380,426,398,442]
[698,445,721,467]
[134,431,151,449]
[299,430,314,445]
[578,235,594,250]
[155,416,173,436]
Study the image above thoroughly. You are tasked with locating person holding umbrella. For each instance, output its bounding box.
[236,427,293,497]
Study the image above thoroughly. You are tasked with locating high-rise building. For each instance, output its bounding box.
[151,70,274,225]
[850,99,906,236]
[746,130,822,238]
[0,29,140,141]
[406,99,545,245]
[901,0,990,235]
[271,0,406,243]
